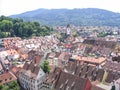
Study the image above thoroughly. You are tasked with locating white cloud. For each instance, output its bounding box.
[0,0,120,16]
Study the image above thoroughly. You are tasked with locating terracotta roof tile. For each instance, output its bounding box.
[0,71,17,85]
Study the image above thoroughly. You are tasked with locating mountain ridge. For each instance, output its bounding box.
[10,8,120,26]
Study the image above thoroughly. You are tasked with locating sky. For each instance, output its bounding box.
[0,0,120,16]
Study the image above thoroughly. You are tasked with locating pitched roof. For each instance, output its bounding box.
[23,62,29,70]
[33,54,43,64]
[75,56,106,65]
[83,39,116,49]
[33,66,40,75]
[96,69,104,82]
[103,61,120,72]
[42,67,62,85]
[0,71,17,85]
[65,60,105,82]
[22,62,40,76]
[106,71,120,83]
[55,70,91,90]
[91,85,105,90]
[10,66,21,76]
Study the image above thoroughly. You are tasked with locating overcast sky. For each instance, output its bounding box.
[0,0,120,16]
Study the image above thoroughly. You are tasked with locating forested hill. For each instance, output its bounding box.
[10,8,120,26]
[0,16,53,38]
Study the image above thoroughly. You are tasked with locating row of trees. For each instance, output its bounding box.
[0,16,53,38]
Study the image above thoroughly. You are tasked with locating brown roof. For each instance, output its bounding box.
[55,70,91,90]
[33,66,40,75]
[103,61,120,72]
[23,62,29,70]
[65,60,77,74]
[83,39,116,49]
[58,52,69,60]
[33,54,43,64]
[22,62,40,76]
[10,66,21,75]
[96,69,104,82]
[0,71,17,85]
[48,52,56,58]
[28,63,35,72]
[43,67,62,85]
[91,85,105,90]
[6,49,19,56]
[106,71,120,83]
[76,56,106,65]
[65,60,105,82]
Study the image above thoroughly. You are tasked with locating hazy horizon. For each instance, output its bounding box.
[0,0,120,16]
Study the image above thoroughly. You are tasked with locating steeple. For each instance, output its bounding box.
[66,24,71,35]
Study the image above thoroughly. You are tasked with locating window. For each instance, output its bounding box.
[9,77,12,80]
[5,79,7,81]
[0,80,2,83]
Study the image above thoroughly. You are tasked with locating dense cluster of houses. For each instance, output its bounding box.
[0,26,120,90]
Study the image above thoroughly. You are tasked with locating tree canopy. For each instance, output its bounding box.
[0,16,53,38]
[41,60,51,73]
[0,81,20,90]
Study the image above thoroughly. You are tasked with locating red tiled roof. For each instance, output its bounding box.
[76,56,106,65]
[0,71,17,85]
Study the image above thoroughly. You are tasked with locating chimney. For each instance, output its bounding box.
[5,68,9,73]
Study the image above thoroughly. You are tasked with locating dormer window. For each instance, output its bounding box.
[0,80,2,83]
[71,82,75,87]
[5,79,7,81]
[60,84,63,89]
[9,77,12,80]
[66,86,69,90]
[65,80,68,84]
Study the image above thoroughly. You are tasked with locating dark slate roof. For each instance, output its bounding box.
[23,62,29,70]
[55,71,91,90]
[106,71,120,83]
[96,69,104,82]
[43,67,62,85]
[22,62,40,75]
[83,39,116,49]
[33,66,40,75]
[103,61,120,72]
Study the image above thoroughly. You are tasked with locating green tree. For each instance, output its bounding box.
[0,20,13,32]
[0,81,20,90]
[97,32,108,37]
[0,31,7,38]
[34,21,40,27]
[73,31,79,37]
[0,16,53,38]
[7,81,20,90]
[0,85,4,90]
[41,60,51,73]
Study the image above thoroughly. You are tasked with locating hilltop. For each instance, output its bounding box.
[10,8,120,26]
